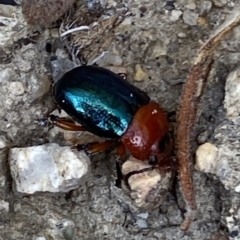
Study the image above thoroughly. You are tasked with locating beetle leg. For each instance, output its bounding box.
[115,143,128,187]
[75,140,116,155]
[48,114,85,131]
[115,161,123,188]
[116,143,127,158]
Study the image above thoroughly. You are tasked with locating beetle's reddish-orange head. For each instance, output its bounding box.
[121,101,172,165]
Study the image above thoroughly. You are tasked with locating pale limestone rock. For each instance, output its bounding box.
[8,82,25,96]
[212,0,227,7]
[134,64,148,81]
[200,1,212,15]
[170,10,182,21]
[178,32,187,38]
[185,3,197,10]
[0,200,9,212]
[145,40,167,60]
[183,10,198,26]
[195,142,218,172]
[121,156,172,209]
[9,143,90,194]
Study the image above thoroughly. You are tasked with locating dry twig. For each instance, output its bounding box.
[176,11,240,230]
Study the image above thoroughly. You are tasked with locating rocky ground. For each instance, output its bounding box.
[0,0,240,239]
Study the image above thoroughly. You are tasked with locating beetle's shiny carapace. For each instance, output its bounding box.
[53,65,171,164]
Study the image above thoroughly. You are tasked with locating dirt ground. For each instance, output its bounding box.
[0,0,240,239]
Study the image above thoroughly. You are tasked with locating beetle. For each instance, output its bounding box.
[49,65,172,167]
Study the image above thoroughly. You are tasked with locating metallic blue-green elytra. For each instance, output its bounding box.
[53,66,150,138]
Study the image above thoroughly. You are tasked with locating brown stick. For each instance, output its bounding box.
[176,11,240,230]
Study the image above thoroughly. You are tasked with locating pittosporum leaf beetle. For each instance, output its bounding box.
[50,65,172,166]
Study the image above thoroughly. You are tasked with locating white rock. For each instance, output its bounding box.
[195,142,218,172]
[212,0,227,7]
[178,32,187,38]
[0,200,9,212]
[0,136,8,149]
[170,10,182,21]
[224,69,240,118]
[200,1,212,15]
[121,156,172,209]
[146,40,167,60]
[0,68,13,83]
[185,3,197,10]
[9,144,90,194]
[136,219,148,228]
[183,10,198,26]
[235,184,240,193]
[8,82,25,96]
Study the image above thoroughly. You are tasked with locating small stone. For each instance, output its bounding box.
[235,185,240,192]
[8,82,25,96]
[197,130,209,144]
[200,1,212,15]
[170,10,182,21]
[183,10,199,26]
[212,0,227,7]
[178,32,187,38]
[136,219,148,228]
[0,68,12,83]
[227,1,234,8]
[0,200,9,212]
[224,69,240,118]
[145,40,167,60]
[49,28,60,38]
[195,142,218,172]
[197,16,207,27]
[134,64,148,81]
[9,143,90,194]
[21,47,38,61]
[185,3,196,10]
[121,156,172,209]
[0,136,8,149]
[95,52,123,67]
